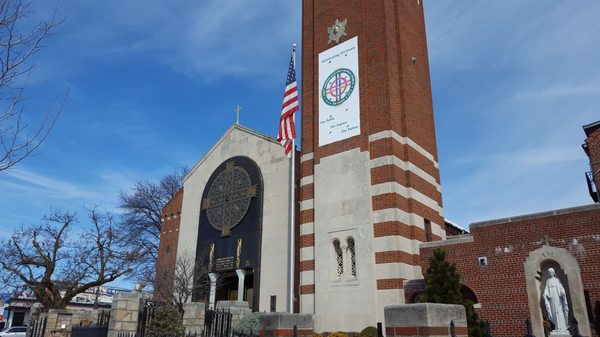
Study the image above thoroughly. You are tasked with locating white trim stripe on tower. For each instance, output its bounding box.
[369,130,439,168]
[370,156,440,191]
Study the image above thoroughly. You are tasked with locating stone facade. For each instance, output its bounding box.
[176,125,292,312]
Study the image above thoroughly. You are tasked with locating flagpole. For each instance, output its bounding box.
[287,43,297,314]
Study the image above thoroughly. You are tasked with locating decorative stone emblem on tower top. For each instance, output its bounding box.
[328,18,348,44]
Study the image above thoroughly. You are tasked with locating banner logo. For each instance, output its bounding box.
[322,68,355,106]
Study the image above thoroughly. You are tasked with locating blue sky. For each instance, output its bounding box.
[1,0,599,244]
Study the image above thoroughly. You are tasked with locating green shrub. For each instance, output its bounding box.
[359,326,377,337]
[146,306,185,337]
[321,332,331,337]
[313,333,323,337]
[330,331,348,337]
[347,332,359,337]
[234,312,261,335]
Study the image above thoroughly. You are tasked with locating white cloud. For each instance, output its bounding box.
[5,169,106,200]
[426,1,600,227]
[31,0,301,82]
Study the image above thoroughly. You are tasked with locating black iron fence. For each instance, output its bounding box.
[202,309,232,337]
[71,310,111,337]
[135,300,186,337]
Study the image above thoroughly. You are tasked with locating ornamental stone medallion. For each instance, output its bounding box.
[202,161,257,237]
[327,18,348,44]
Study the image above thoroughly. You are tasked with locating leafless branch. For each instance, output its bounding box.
[119,168,186,282]
[0,0,66,172]
[153,250,223,308]
[0,208,138,311]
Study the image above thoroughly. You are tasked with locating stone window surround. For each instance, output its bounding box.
[329,231,358,284]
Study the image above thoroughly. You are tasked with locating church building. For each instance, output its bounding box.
[155,1,600,335]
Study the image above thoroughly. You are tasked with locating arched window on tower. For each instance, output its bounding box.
[333,239,343,277]
[347,237,356,277]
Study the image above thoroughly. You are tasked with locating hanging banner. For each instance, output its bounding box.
[318,36,361,146]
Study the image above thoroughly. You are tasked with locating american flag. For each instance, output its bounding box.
[277,48,299,158]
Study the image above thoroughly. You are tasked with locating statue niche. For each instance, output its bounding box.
[540,261,572,335]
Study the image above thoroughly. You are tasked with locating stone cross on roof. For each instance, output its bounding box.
[234,105,242,125]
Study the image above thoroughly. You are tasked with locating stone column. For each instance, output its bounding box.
[208,273,218,310]
[385,303,467,337]
[43,310,59,337]
[107,292,142,337]
[182,302,206,335]
[235,269,247,302]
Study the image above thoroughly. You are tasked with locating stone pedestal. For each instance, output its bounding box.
[384,303,467,337]
[183,302,206,334]
[255,312,313,337]
[216,300,252,328]
[44,310,73,337]
[107,292,142,337]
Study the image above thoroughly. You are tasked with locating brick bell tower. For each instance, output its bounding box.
[298,0,445,331]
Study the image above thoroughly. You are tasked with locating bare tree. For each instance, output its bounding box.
[0,208,138,310]
[119,168,186,282]
[0,0,65,171]
[153,250,222,308]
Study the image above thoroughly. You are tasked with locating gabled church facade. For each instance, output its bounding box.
[156,125,294,313]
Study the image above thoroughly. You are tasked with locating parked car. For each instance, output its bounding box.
[0,326,27,337]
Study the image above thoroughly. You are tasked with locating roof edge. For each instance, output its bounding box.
[583,120,600,137]
[470,203,600,229]
[185,124,282,182]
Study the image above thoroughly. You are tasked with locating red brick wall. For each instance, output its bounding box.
[417,205,600,337]
[300,0,440,168]
[154,188,184,303]
[444,222,468,237]
[299,0,445,299]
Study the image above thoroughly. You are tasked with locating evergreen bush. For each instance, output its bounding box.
[234,312,261,335]
[359,326,377,337]
[421,249,484,337]
[146,306,185,337]
[329,331,348,337]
